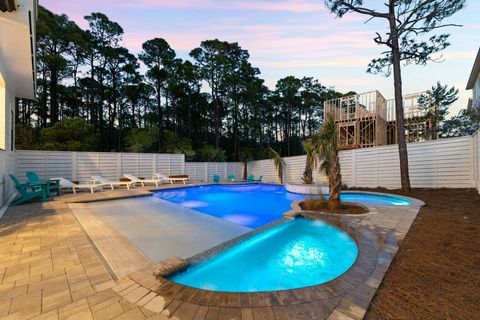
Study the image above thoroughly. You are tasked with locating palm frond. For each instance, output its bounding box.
[268,147,285,183]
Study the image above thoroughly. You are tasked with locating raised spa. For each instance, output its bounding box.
[168,218,358,292]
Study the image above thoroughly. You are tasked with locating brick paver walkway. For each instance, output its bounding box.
[0,198,159,320]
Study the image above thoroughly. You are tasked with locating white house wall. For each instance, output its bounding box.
[0,62,15,207]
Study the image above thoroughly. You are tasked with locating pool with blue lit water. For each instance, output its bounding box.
[168,218,358,292]
[153,183,411,229]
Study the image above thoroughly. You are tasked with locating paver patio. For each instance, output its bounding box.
[0,186,423,320]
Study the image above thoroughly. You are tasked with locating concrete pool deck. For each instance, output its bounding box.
[0,184,423,320]
[68,197,250,277]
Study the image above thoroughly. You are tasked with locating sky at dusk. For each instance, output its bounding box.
[40,0,480,116]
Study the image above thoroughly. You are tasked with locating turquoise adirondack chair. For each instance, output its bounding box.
[247,175,254,182]
[213,175,221,183]
[254,175,263,182]
[227,174,236,181]
[26,171,61,196]
[9,174,46,205]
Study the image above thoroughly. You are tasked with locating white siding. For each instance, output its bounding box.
[474,131,480,193]
[473,74,480,108]
[0,151,14,207]
[0,75,15,207]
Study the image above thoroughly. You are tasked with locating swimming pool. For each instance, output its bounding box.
[168,218,358,292]
[154,184,411,228]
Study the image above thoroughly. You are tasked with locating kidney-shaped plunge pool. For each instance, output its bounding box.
[168,218,358,292]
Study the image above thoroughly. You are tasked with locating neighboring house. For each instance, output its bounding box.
[466,47,480,110]
[0,0,37,207]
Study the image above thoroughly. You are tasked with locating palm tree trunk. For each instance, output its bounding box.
[328,152,341,210]
[302,160,313,184]
[243,161,248,180]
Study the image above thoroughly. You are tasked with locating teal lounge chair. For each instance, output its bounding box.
[227,174,236,181]
[247,175,254,182]
[213,175,221,183]
[9,174,46,205]
[26,171,61,197]
[253,175,263,182]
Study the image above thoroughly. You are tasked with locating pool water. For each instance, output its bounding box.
[339,193,411,206]
[168,218,358,292]
[154,184,411,228]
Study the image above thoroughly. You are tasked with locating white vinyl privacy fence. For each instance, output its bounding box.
[248,134,479,190]
[185,162,243,182]
[14,151,185,183]
[13,150,244,184]
[247,156,328,184]
[11,132,480,191]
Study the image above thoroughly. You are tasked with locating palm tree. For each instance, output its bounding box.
[268,147,285,184]
[239,149,252,181]
[302,139,316,184]
[312,113,342,210]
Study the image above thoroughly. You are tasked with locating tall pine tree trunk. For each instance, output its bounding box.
[389,4,411,192]
[214,98,220,148]
[90,56,97,130]
[157,86,163,151]
[49,66,59,125]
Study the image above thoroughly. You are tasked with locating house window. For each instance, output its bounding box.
[0,72,6,151]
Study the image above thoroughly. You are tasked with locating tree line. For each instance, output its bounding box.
[15,6,352,161]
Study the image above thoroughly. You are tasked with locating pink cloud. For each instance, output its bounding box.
[44,0,327,13]
[127,0,327,12]
[259,57,371,68]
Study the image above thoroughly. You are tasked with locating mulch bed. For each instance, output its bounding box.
[299,198,368,214]
[360,188,480,320]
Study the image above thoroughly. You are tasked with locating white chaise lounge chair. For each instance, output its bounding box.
[91,175,135,190]
[52,177,104,194]
[123,174,162,187]
[153,173,189,184]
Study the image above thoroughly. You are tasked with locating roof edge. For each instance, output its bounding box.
[466,48,480,90]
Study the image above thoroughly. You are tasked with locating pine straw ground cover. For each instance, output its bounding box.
[362,188,480,320]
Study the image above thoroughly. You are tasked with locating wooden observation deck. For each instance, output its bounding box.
[324,91,388,149]
[325,91,435,150]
